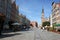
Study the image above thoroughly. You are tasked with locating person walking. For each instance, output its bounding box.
[41,27,45,32]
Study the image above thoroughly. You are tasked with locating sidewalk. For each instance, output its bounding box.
[39,29,60,40]
[0,31,34,40]
[51,30,60,34]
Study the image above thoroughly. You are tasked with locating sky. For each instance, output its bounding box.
[16,0,60,25]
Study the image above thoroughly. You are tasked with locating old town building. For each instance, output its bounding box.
[0,0,13,25]
[11,1,19,23]
[0,0,30,30]
[0,0,19,29]
[19,14,30,26]
[52,2,60,25]
[30,21,38,27]
[41,8,49,27]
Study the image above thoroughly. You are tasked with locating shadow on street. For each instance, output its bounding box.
[0,32,22,39]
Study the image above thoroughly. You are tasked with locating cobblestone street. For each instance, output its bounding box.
[0,0,60,40]
[0,27,60,40]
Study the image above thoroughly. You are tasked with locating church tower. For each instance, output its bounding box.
[41,8,45,26]
[41,8,45,23]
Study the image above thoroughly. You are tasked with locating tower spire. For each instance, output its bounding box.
[42,7,44,17]
[41,7,45,25]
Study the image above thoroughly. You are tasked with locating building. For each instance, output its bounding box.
[0,0,19,23]
[52,2,60,31]
[50,14,53,27]
[41,8,46,23]
[30,21,38,27]
[52,2,60,30]
[0,0,31,31]
[11,1,19,23]
[52,2,60,25]
[0,0,19,29]
[18,14,30,30]
[0,0,13,25]
[25,18,30,27]
[19,14,30,26]
[18,14,24,24]
[41,8,49,27]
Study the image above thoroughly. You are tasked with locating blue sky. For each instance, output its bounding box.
[16,0,60,25]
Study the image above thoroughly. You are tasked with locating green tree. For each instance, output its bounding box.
[42,21,50,27]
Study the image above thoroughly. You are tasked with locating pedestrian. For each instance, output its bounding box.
[42,27,44,32]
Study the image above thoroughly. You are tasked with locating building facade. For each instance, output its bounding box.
[0,0,19,27]
[0,0,13,25]
[41,8,45,23]
[52,2,60,25]
[11,1,19,23]
[41,8,49,27]
[50,14,53,27]
[30,21,38,27]
[19,14,30,26]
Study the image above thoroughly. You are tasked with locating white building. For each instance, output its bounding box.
[50,14,53,27]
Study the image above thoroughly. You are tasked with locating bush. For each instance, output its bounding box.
[42,21,50,27]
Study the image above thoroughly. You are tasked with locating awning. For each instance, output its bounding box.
[55,24,60,26]
[11,23,21,25]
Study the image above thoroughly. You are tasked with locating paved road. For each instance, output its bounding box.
[0,31,34,40]
[0,27,60,40]
[33,27,60,40]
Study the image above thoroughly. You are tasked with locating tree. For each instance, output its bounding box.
[42,21,50,27]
